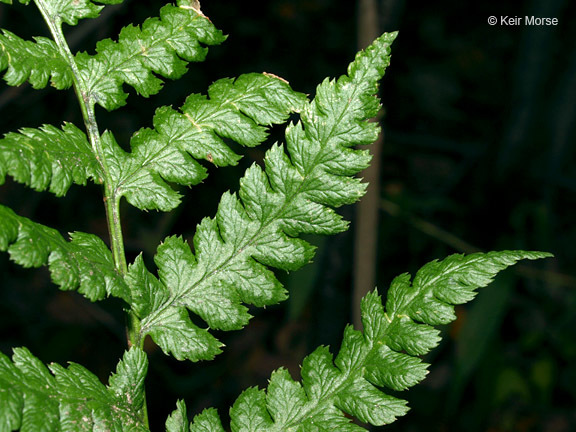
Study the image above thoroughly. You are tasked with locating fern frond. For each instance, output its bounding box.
[0,205,128,301]
[0,2,222,103]
[125,32,397,361]
[181,251,551,431]
[0,123,102,195]
[1,0,123,23]
[36,0,102,26]
[186,407,225,432]
[0,30,73,89]
[0,347,148,431]
[104,73,307,211]
[75,3,226,110]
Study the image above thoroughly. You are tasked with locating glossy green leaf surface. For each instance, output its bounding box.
[0,347,148,431]
[75,3,226,110]
[0,123,101,196]
[0,1,555,430]
[0,205,128,301]
[104,73,307,211]
[36,0,103,26]
[188,251,551,431]
[126,32,397,362]
[0,30,73,89]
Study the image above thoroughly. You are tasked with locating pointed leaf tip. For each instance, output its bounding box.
[192,250,549,430]
[129,32,396,364]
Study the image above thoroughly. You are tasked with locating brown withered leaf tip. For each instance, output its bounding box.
[180,0,206,18]
[263,72,290,85]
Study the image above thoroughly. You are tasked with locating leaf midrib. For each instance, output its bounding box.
[271,298,410,429]
[113,86,273,196]
[139,56,378,346]
[86,10,203,97]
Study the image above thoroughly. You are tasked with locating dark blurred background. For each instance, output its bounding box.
[1,0,575,430]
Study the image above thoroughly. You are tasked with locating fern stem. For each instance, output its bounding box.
[32,1,132,281]
[32,1,129,276]
[33,1,148,425]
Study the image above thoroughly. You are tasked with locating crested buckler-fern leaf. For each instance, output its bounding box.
[104,73,307,211]
[125,32,397,361]
[165,400,194,432]
[0,123,101,196]
[0,347,148,431]
[0,0,126,88]
[180,251,551,431]
[0,30,73,89]
[0,205,129,301]
[1,0,123,23]
[75,2,226,110]
[36,0,102,26]
[0,2,223,108]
